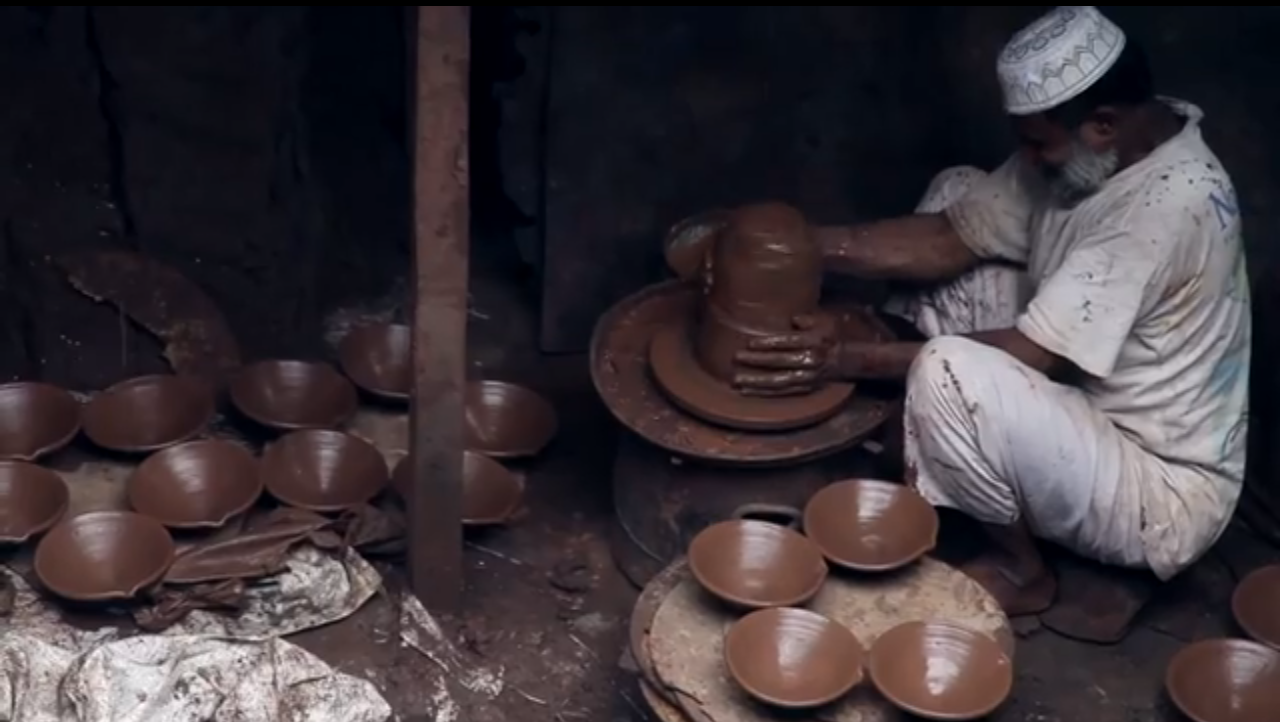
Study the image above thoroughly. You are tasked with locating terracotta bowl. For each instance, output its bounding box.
[0,381,81,461]
[0,461,70,543]
[465,381,558,458]
[724,607,864,709]
[687,519,828,609]
[1166,638,1280,722]
[83,374,216,453]
[1232,565,1280,650]
[128,440,262,529]
[229,360,359,431]
[34,511,175,602]
[392,451,524,526]
[869,621,1013,720]
[803,479,939,572]
[261,429,388,512]
[338,323,411,400]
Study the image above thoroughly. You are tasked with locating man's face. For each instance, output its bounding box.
[1012,113,1119,206]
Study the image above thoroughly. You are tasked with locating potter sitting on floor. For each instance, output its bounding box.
[732,6,1251,621]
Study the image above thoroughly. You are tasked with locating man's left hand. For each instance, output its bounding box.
[732,315,844,396]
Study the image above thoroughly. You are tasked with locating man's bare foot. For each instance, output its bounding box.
[962,555,1057,617]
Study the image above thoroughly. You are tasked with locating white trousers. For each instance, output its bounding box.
[893,167,1164,576]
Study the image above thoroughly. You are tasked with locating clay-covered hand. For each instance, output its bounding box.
[732,315,856,397]
[664,209,728,280]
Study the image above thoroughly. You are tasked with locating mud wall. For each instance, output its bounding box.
[0,6,408,389]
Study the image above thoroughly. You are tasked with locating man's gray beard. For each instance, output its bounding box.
[1045,141,1120,207]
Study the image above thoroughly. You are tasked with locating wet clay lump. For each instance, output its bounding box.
[648,203,854,432]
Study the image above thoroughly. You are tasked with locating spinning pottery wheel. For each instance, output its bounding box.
[629,558,1013,722]
[590,280,895,467]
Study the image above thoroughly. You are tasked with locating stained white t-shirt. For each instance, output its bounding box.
[944,99,1250,577]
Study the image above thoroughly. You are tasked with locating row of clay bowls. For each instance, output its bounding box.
[0,323,559,604]
[686,479,1014,720]
[1163,564,1280,722]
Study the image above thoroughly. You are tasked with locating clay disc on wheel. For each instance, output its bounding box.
[648,319,853,432]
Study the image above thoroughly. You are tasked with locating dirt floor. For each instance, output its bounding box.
[281,250,1280,722]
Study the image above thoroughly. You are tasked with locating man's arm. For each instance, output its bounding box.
[838,328,1079,381]
[815,213,980,283]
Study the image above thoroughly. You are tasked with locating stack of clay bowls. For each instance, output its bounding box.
[686,479,1014,718]
[1159,564,1280,722]
[338,320,556,527]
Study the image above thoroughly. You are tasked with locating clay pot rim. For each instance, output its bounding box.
[337,323,412,401]
[262,429,388,513]
[0,460,70,543]
[33,510,176,602]
[1165,637,1280,722]
[868,620,1013,720]
[687,519,829,609]
[127,439,263,530]
[802,479,940,572]
[724,606,864,709]
[391,451,525,526]
[468,380,559,459]
[0,381,82,461]
[230,360,359,431]
[1230,564,1280,650]
[83,374,216,453]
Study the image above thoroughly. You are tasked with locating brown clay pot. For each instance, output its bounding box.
[82,374,216,453]
[1232,565,1280,650]
[803,479,939,572]
[230,360,359,431]
[868,621,1013,720]
[127,439,262,529]
[1165,638,1280,722]
[0,381,81,461]
[338,323,411,400]
[34,510,176,602]
[0,461,70,543]
[392,450,524,526]
[687,517,827,610]
[261,429,388,512]
[724,606,864,709]
[465,380,558,458]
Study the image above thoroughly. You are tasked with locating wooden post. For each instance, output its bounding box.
[409,5,469,611]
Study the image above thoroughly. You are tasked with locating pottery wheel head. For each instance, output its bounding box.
[707,202,821,331]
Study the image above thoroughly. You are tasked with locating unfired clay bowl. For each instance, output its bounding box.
[0,381,81,461]
[1166,638,1280,722]
[392,451,524,526]
[338,323,411,400]
[83,374,216,453]
[34,511,176,602]
[687,519,828,609]
[804,479,939,572]
[0,461,70,543]
[229,360,359,431]
[869,621,1013,720]
[128,439,262,529]
[261,429,388,512]
[465,381,558,458]
[724,606,864,709]
[1232,565,1280,650]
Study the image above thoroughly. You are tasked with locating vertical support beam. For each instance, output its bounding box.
[409,5,469,611]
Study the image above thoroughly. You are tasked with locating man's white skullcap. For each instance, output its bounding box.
[997,6,1126,116]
